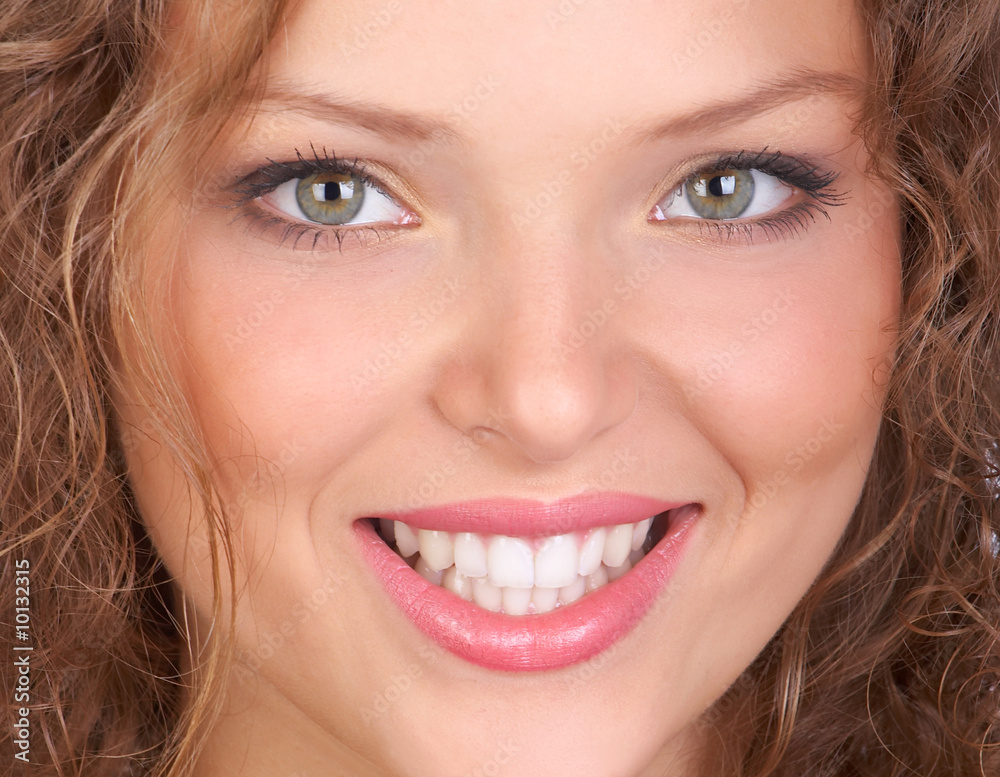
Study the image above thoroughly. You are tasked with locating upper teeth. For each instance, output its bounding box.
[379,517,654,590]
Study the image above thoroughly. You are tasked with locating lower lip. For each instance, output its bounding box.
[353,508,698,672]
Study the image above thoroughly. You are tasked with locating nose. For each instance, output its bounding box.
[431,235,637,464]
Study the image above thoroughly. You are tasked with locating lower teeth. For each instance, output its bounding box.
[374,516,664,615]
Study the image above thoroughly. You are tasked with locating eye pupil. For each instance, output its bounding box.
[708,175,735,197]
[685,168,754,219]
[297,172,364,224]
[313,179,355,203]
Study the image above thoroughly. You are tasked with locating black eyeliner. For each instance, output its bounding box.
[231,145,391,204]
[663,148,849,244]
[698,148,847,208]
[228,145,403,252]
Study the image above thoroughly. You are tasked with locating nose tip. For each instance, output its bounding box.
[432,280,637,464]
[498,350,636,463]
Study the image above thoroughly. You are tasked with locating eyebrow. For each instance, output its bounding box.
[251,69,864,147]
[253,83,464,144]
[628,70,865,144]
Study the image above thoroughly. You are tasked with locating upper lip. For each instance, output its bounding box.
[370,491,691,538]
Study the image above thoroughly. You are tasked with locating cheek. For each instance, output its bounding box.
[178,283,369,497]
[647,218,899,495]
[172,225,440,502]
[708,281,892,482]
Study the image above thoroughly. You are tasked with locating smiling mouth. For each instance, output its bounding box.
[370,510,675,615]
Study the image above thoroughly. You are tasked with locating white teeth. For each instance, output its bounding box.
[487,536,535,588]
[454,532,489,578]
[585,564,609,593]
[602,523,633,567]
[534,533,580,589]
[380,512,669,614]
[531,586,559,614]
[631,517,652,551]
[415,556,444,585]
[442,566,474,601]
[418,529,454,572]
[607,557,632,581]
[502,587,532,616]
[558,575,586,605]
[394,521,420,557]
[473,578,503,612]
[578,527,606,576]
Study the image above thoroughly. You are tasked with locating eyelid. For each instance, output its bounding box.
[651,150,840,205]
[644,149,846,242]
[652,169,797,221]
[259,174,417,228]
[228,148,423,251]
[233,151,415,210]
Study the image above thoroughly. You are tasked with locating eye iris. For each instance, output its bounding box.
[685,168,754,219]
[295,171,365,224]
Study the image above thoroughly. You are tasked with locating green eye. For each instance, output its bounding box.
[685,168,754,219]
[295,171,366,224]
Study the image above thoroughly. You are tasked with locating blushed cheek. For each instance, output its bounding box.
[682,233,900,492]
[172,240,439,505]
[176,290,376,496]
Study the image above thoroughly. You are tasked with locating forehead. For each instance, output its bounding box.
[264,0,868,142]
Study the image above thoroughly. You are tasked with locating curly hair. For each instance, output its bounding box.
[0,1,997,776]
[699,2,1000,774]
[0,1,287,774]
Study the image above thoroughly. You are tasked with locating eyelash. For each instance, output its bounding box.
[231,148,403,252]
[662,148,847,243]
[230,146,846,251]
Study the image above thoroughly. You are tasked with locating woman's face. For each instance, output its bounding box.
[121,0,900,774]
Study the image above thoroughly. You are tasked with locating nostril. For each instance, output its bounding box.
[429,311,638,466]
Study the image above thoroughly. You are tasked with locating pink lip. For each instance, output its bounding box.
[378,492,688,538]
[354,495,699,672]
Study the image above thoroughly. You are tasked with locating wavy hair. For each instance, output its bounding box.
[0,1,286,775]
[700,1,1000,774]
[1,1,997,776]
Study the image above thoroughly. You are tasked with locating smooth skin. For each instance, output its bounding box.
[119,0,900,775]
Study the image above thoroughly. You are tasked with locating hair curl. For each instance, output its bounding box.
[1,1,286,774]
[1,1,997,776]
[700,1,1000,774]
